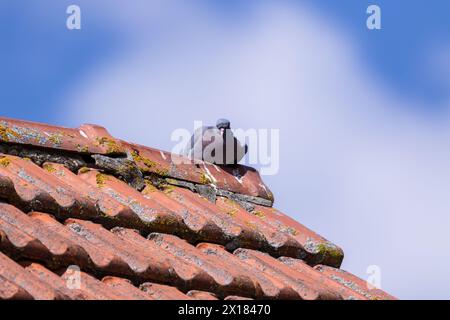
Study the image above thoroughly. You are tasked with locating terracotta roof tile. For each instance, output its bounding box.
[233,248,341,300]
[224,295,254,300]
[197,242,293,299]
[139,282,191,300]
[24,263,95,300]
[0,251,65,300]
[0,252,196,300]
[0,273,34,300]
[147,232,260,297]
[127,142,273,201]
[186,290,219,300]
[0,117,395,300]
[101,276,153,300]
[0,117,125,155]
[252,205,344,266]
[313,264,396,300]
[0,117,273,201]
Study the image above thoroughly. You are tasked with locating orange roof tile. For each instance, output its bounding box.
[0,117,395,300]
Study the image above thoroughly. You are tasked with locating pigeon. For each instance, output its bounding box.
[182,118,248,165]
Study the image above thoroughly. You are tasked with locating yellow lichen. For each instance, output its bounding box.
[223,197,240,208]
[227,208,239,217]
[285,226,299,236]
[162,184,175,194]
[165,178,178,185]
[131,150,154,167]
[96,173,109,187]
[0,124,19,142]
[76,144,90,153]
[142,182,158,194]
[0,156,11,167]
[43,163,56,173]
[252,210,266,219]
[96,137,121,154]
[244,220,257,230]
[48,133,63,146]
[78,167,91,174]
[131,150,169,176]
[199,173,212,185]
[266,189,275,202]
[0,125,7,141]
[155,168,169,176]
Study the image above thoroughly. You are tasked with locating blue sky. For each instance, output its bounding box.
[1,0,449,120]
[1,1,450,299]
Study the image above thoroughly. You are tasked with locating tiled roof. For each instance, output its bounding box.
[0,117,395,300]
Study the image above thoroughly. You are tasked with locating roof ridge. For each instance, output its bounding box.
[0,117,274,208]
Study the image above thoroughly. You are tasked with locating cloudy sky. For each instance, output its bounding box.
[1,0,450,299]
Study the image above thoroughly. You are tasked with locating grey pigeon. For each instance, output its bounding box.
[182,119,248,165]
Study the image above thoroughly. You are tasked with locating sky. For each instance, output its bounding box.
[1,0,450,299]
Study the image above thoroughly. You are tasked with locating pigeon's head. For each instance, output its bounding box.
[216,118,230,134]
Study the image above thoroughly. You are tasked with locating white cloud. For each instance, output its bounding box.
[60,1,450,299]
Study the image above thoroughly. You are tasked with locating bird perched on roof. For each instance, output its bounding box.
[182,118,248,165]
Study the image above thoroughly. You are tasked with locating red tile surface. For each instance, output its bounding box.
[0,115,274,201]
[0,250,195,300]
[0,155,341,265]
[313,264,396,300]
[140,282,191,300]
[0,201,395,299]
[125,142,274,201]
[251,205,344,267]
[186,290,219,300]
[224,296,254,300]
[0,251,64,300]
[0,117,396,300]
[0,117,125,155]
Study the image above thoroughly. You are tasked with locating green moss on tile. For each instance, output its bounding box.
[314,242,344,267]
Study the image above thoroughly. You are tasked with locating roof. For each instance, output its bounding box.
[0,116,395,300]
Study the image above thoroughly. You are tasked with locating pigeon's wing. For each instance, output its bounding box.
[220,130,247,165]
[182,127,205,158]
[233,136,248,164]
[202,127,223,163]
[183,126,223,162]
